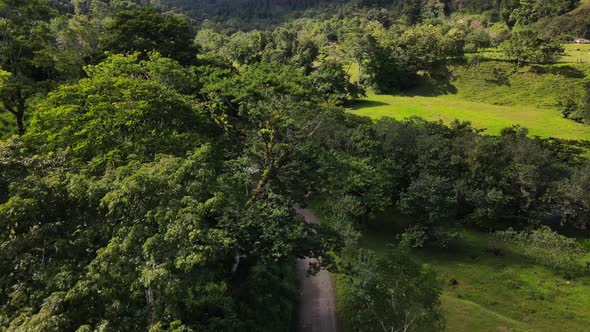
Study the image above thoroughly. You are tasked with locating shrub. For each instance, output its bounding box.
[556,92,583,120]
[494,226,585,271]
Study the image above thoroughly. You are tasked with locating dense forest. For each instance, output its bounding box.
[1,0,590,331]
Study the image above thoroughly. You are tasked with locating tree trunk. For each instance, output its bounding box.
[16,111,25,136]
[357,60,363,86]
[5,88,27,136]
[145,287,156,329]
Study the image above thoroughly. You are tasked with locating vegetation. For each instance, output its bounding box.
[338,247,444,332]
[355,220,590,332]
[1,0,590,331]
[493,226,585,271]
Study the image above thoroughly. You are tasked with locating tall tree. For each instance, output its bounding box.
[0,0,55,136]
[102,6,198,65]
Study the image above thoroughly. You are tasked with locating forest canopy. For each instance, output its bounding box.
[1,0,590,331]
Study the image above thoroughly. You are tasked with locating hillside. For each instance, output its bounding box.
[162,0,343,21]
[163,0,587,31]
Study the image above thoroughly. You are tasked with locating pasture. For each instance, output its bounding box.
[348,47,590,141]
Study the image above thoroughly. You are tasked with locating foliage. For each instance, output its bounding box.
[398,174,458,246]
[0,0,56,136]
[2,0,590,330]
[500,29,563,67]
[494,226,585,270]
[310,60,365,104]
[338,247,444,332]
[557,92,583,121]
[0,52,339,330]
[30,53,210,171]
[464,28,492,53]
[102,6,198,65]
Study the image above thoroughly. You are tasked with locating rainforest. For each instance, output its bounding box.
[1,0,590,331]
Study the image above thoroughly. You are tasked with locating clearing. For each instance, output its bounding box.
[348,46,590,141]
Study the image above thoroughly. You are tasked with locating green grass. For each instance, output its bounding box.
[561,44,590,64]
[441,294,530,332]
[348,55,590,141]
[350,217,590,332]
[350,91,590,140]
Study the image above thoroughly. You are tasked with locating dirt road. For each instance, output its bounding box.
[296,208,337,332]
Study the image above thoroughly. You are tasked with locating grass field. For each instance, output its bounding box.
[561,44,590,64]
[351,92,590,140]
[348,48,590,141]
[349,215,590,332]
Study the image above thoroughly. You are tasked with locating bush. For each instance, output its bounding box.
[494,226,585,271]
[556,93,582,121]
[338,247,444,332]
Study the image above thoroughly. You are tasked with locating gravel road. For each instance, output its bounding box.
[296,208,337,332]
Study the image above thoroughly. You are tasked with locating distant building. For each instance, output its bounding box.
[574,38,590,44]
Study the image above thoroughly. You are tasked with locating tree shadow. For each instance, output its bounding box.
[484,67,511,87]
[546,65,586,79]
[400,66,458,97]
[349,99,389,110]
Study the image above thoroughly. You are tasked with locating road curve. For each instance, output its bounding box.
[296,208,337,332]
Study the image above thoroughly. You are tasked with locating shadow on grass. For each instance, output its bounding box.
[546,65,587,78]
[360,212,577,276]
[403,78,458,97]
[349,99,389,110]
[484,71,511,87]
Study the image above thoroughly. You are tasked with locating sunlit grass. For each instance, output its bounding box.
[350,92,590,140]
[561,44,590,64]
[348,51,590,141]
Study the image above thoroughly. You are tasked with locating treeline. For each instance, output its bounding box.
[163,0,343,20]
[161,0,587,35]
[192,5,590,121]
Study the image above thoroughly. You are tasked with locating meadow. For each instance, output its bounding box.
[336,213,590,332]
[348,45,590,141]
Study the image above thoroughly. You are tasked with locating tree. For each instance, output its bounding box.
[340,247,444,332]
[393,25,450,73]
[102,6,198,65]
[501,29,563,68]
[353,34,414,93]
[554,163,590,229]
[398,173,458,245]
[30,53,211,171]
[464,28,492,53]
[309,60,364,104]
[0,0,56,136]
[0,53,338,331]
[367,8,391,29]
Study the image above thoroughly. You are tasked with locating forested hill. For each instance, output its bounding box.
[161,0,582,26]
[162,0,344,20]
